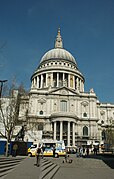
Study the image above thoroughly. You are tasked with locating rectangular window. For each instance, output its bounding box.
[60,101,67,112]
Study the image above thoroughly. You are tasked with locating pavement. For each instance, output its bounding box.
[1,154,114,179]
[52,154,114,179]
[2,156,40,179]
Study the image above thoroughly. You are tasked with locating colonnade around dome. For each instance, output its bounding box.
[31,72,84,92]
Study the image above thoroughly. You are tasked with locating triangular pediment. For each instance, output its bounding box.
[48,86,79,96]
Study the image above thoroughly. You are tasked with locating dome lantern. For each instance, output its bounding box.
[54,28,63,49]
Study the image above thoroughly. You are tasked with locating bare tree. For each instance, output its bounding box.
[0,82,26,156]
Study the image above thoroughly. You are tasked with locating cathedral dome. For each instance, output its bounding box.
[40,48,76,65]
[40,28,77,66]
[31,28,85,93]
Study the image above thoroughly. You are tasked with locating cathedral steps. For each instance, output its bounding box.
[0,157,25,178]
[40,158,60,179]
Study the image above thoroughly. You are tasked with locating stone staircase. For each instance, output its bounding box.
[0,157,25,178]
[39,158,60,179]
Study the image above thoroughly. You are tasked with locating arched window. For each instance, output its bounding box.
[38,124,43,130]
[60,100,67,112]
[83,112,87,117]
[39,110,43,115]
[83,126,88,136]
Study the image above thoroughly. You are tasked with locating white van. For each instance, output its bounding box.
[27,140,66,157]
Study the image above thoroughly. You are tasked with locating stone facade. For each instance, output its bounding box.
[19,29,114,147]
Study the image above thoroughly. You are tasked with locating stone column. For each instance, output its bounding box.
[62,73,64,86]
[72,123,75,146]
[57,73,59,87]
[80,79,82,91]
[76,77,79,91]
[40,74,43,88]
[37,76,39,88]
[73,75,75,89]
[31,79,33,88]
[60,121,63,141]
[46,74,48,87]
[68,74,70,88]
[82,81,84,92]
[33,78,35,87]
[54,121,56,140]
[51,73,53,87]
[50,123,52,132]
[67,122,70,146]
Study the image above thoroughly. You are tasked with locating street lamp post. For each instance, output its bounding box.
[0,80,8,107]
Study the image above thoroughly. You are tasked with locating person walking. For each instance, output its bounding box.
[53,145,56,158]
[86,147,89,156]
[12,143,18,157]
[36,144,41,167]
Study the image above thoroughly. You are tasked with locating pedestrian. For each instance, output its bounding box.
[41,144,45,158]
[80,147,83,157]
[53,145,56,158]
[82,148,86,157]
[93,147,97,155]
[36,144,41,167]
[12,143,18,157]
[76,148,78,157]
[86,148,89,156]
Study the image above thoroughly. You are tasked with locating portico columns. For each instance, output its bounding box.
[54,122,56,140]
[67,122,70,146]
[60,121,63,141]
[72,123,75,146]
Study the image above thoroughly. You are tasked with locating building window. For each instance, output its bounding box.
[83,126,88,136]
[38,124,43,130]
[39,110,43,115]
[83,112,87,117]
[60,100,67,112]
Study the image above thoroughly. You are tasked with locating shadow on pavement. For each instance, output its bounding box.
[85,153,114,169]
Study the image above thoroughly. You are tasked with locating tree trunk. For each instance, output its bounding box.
[5,139,9,157]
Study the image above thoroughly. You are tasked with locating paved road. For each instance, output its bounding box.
[1,154,114,179]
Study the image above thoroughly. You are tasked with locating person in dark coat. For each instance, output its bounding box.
[36,144,41,167]
[53,145,56,158]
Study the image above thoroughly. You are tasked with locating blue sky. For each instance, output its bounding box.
[0,0,114,103]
